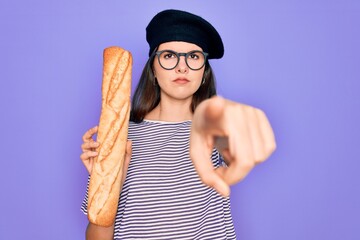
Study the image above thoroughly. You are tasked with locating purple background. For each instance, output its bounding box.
[1,0,359,239]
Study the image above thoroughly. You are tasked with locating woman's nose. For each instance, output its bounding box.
[176,56,188,73]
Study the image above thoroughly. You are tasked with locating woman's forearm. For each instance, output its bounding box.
[86,222,114,240]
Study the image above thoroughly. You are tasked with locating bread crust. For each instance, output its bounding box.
[87,46,132,227]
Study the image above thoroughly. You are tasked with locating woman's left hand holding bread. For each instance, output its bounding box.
[190,96,276,197]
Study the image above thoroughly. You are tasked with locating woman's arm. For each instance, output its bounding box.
[86,222,114,240]
[190,96,276,197]
[80,127,133,239]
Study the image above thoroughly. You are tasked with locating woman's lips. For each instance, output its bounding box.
[173,78,190,84]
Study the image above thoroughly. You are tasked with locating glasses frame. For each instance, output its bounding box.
[155,50,209,71]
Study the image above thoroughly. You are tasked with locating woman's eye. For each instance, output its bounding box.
[189,54,199,59]
[163,53,176,59]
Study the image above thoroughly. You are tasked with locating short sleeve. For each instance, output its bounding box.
[80,175,90,215]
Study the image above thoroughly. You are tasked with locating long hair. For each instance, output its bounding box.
[130,55,217,123]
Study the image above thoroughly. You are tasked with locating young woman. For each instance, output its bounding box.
[80,9,276,240]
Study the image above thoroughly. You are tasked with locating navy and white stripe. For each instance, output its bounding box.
[81,120,236,239]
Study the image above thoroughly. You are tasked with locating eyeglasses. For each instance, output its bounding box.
[155,50,208,71]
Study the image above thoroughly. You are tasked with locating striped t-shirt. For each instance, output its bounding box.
[81,120,236,239]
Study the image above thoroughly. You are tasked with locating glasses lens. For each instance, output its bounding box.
[186,51,206,70]
[158,51,178,70]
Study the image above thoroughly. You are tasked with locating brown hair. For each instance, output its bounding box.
[130,55,217,123]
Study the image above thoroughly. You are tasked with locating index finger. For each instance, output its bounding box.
[201,96,226,135]
[82,126,98,143]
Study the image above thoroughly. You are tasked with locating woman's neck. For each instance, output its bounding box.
[145,98,193,122]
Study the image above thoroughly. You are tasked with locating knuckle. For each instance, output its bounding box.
[264,142,276,157]
[269,142,277,153]
[256,155,266,164]
[254,107,265,116]
[243,105,253,113]
[234,104,245,113]
[81,143,86,150]
[83,151,92,159]
[254,149,267,163]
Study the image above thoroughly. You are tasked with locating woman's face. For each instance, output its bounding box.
[153,41,205,103]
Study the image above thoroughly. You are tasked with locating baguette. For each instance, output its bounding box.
[87,46,132,227]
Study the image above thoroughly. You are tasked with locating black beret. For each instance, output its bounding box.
[146,9,224,59]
